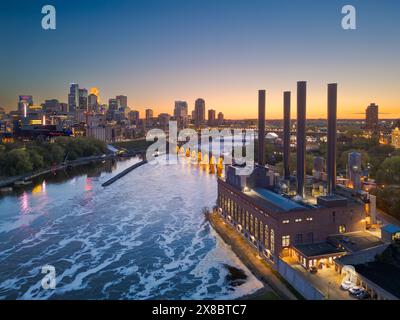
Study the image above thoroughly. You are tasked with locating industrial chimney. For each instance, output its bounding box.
[296,82,307,198]
[327,83,337,195]
[258,90,266,166]
[283,91,291,180]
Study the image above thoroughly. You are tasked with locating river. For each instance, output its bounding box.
[0,154,263,299]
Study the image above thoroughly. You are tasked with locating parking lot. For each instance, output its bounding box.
[284,257,357,300]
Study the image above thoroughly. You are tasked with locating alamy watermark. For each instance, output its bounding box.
[41,4,357,31]
[145,121,255,176]
[41,265,56,290]
[41,5,56,30]
[342,5,357,30]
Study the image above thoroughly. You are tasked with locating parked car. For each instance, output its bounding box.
[349,286,363,296]
[309,266,318,274]
[356,290,370,300]
[340,280,355,290]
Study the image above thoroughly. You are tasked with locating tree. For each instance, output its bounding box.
[275,152,314,176]
[0,137,107,178]
[27,148,44,170]
[1,149,33,176]
[337,150,370,173]
[375,156,400,185]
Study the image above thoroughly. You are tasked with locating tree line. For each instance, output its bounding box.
[0,137,107,178]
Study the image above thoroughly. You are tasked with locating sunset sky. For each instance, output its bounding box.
[0,0,399,119]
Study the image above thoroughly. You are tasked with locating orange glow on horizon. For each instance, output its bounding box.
[90,87,100,103]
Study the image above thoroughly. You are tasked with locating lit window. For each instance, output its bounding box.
[282,235,290,247]
[339,224,346,234]
[264,225,269,248]
[255,217,259,240]
[282,220,290,224]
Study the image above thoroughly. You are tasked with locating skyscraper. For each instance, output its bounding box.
[145,109,154,129]
[79,88,88,111]
[174,101,188,118]
[208,109,216,126]
[145,109,154,120]
[129,110,140,125]
[116,95,128,109]
[106,98,119,121]
[108,98,119,111]
[217,112,224,126]
[88,94,98,112]
[158,113,171,130]
[173,101,188,128]
[174,101,188,120]
[68,83,79,113]
[366,103,379,130]
[18,95,33,115]
[194,98,205,127]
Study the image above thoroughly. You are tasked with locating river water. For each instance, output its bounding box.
[0,155,263,300]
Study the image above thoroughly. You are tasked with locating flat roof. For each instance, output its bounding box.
[293,242,346,258]
[355,262,400,298]
[252,188,305,212]
[381,224,400,234]
[328,231,384,253]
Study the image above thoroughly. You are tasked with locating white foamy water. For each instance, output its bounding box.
[0,151,262,300]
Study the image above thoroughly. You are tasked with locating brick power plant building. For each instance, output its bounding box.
[217,82,368,269]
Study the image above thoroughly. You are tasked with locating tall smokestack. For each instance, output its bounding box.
[296,81,306,198]
[283,91,291,180]
[258,90,266,166]
[327,83,337,195]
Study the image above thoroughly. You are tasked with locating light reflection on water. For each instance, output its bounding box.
[0,154,262,300]
[19,192,30,215]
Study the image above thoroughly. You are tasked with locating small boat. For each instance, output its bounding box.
[14,180,33,186]
[0,187,13,193]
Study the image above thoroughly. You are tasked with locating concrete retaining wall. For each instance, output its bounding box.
[278,259,325,300]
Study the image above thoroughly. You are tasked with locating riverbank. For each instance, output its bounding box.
[0,154,117,188]
[205,211,300,300]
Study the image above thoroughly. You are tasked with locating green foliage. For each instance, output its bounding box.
[275,152,314,176]
[337,149,370,172]
[0,137,107,178]
[370,186,400,220]
[1,148,33,176]
[375,156,400,185]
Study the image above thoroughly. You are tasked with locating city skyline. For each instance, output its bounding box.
[6,82,397,121]
[1,0,400,119]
